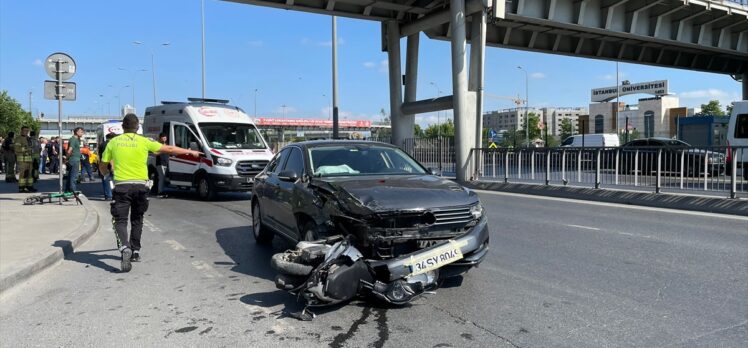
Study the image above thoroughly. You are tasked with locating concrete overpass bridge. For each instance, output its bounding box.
[226,0,748,181]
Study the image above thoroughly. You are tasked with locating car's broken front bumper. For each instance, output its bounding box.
[369,216,490,282]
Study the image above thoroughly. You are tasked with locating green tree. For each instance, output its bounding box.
[516,112,541,146]
[424,118,455,138]
[727,103,734,116]
[695,100,725,116]
[414,124,424,137]
[559,118,573,141]
[0,91,39,137]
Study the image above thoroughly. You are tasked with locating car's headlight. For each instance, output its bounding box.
[214,156,233,166]
[470,203,483,220]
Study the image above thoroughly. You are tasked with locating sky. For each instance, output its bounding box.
[0,0,743,128]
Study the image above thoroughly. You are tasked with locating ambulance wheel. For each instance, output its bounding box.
[197,176,215,201]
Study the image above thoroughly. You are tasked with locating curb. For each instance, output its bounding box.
[0,195,100,295]
[466,181,748,216]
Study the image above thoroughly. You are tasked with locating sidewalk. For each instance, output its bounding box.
[0,174,100,294]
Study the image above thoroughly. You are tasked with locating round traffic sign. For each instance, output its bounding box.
[45,52,76,80]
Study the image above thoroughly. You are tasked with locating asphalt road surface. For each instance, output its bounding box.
[1,181,746,347]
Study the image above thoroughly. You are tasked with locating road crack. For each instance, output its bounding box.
[430,304,521,348]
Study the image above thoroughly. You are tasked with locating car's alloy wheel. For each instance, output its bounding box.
[253,202,273,244]
[301,221,318,242]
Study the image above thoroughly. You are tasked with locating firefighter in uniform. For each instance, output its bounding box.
[99,114,201,272]
[14,126,37,192]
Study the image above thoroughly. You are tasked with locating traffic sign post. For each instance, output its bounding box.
[43,52,76,199]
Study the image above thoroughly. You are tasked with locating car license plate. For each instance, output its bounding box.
[405,240,468,276]
[245,177,253,183]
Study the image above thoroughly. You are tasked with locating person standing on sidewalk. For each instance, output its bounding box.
[39,137,48,174]
[80,145,94,182]
[155,132,169,198]
[65,127,84,193]
[30,130,41,182]
[13,126,36,192]
[99,132,116,200]
[3,132,16,183]
[99,114,201,272]
[49,137,60,174]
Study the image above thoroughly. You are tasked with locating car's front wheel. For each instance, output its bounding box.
[197,176,215,201]
[252,201,273,245]
[300,221,319,242]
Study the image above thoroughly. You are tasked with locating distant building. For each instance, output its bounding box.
[38,116,113,145]
[483,107,542,133]
[540,107,588,136]
[590,80,680,137]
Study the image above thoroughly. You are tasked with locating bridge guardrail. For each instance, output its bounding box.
[469,146,748,198]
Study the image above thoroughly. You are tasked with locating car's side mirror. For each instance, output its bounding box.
[428,167,442,176]
[278,169,300,182]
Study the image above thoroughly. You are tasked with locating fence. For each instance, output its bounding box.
[472,146,748,198]
[403,137,456,175]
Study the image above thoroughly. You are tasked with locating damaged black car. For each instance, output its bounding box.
[251,141,489,311]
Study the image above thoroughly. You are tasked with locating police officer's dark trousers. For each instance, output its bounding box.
[111,183,149,251]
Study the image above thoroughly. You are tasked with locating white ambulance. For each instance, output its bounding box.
[727,100,748,179]
[143,98,274,200]
[96,119,144,146]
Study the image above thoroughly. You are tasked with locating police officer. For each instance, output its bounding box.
[99,114,201,272]
[14,126,36,192]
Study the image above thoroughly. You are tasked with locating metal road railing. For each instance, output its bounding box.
[470,146,748,198]
[403,137,456,175]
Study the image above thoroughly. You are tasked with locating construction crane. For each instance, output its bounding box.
[484,93,524,108]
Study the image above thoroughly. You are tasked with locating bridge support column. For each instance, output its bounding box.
[386,21,405,148]
[402,34,419,143]
[743,73,748,101]
[450,0,473,182]
[469,9,486,180]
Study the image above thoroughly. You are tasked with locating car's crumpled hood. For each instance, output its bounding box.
[315,175,479,213]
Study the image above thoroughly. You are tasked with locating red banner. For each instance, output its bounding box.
[256,118,371,128]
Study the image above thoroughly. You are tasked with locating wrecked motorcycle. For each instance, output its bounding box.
[271,212,490,315]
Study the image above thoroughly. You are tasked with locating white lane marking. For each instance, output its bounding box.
[143,219,162,232]
[566,224,600,231]
[474,189,748,222]
[163,239,186,251]
[191,260,223,278]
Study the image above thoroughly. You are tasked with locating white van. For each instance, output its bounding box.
[96,119,143,147]
[143,98,274,200]
[561,133,620,147]
[726,100,748,178]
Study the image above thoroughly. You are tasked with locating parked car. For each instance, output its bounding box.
[619,138,725,176]
[251,140,489,307]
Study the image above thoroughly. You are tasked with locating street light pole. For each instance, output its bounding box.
[517,66,529,147]
[201,0,206,98]
[117,85,130,115]
[332,16,340,139]
[430,82,442,137]
[253,88,259,118]
[133,41,170,105]
[119,67,148,111]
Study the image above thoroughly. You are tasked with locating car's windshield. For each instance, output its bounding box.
[308,144,427,177]
[199,123,266,149]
